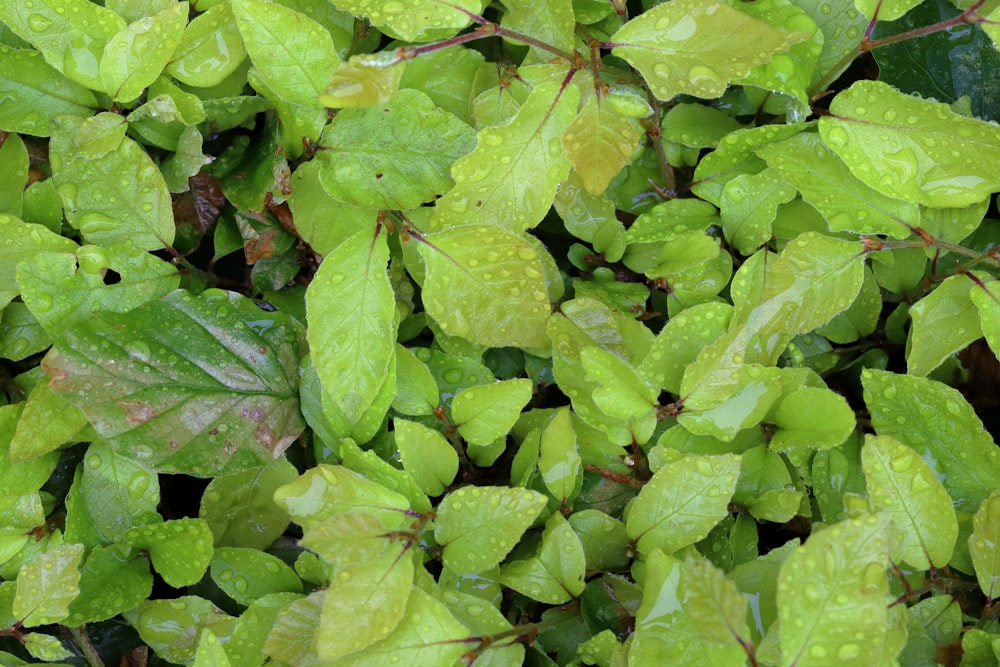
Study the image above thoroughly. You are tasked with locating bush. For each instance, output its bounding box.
[1,0,1000,664]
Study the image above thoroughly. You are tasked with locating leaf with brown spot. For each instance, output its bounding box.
[43,289,306,477]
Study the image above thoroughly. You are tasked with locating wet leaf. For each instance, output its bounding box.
[124,518,214,587]
[610,0,809,101]
[319,53,405,108]
[80,441,161,543]
[13,544,84,627]
[65,545,152,625]
[820,79,1000,207]
[862,435,958,570]
[500,512,586,604]
[306,229,394,426]
[233,0,339,107]
[100,3,187,103]
[435,486,548,574]
[394,419,458,497]
[43,289,306,476]
[562,93,643,196]
[452,379,533,447]
[332,0,486,42]
[971,278,1000,362]
[198,457,297,549]
[193,630,231,667]
[626,453,741,556]
[167,2,247,88]
[538,407,582,505]
[970,490,1000,601]
[210,547,302,606]
[432,82,580,233]
[768,386,855,451]
[9,379,87,463]
[908,273,981,376]
[318,89,475,209]
[125,596,236,666]
[0,46,97,136]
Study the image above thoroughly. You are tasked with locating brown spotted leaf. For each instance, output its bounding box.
[43,289,306,477]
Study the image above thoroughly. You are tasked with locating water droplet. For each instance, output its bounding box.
[27,13,52,32]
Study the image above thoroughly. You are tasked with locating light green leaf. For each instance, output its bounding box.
[306,229,395,426]
[273,464,412,534]
[568,510,629,571]
[395,419,459,497]
[768,387,855,451]
[862,435,958,570]
[0,405,59,498]
[398,44,484,125]
[43,289,305,476]
[193,630,231,667]
[538,407,582,505]
[908,273,981,376]
[776,513,891,667]
[199,457,297,549]
[0,215,77,306]
[317,547,414,661]
[678,365,783,441]
[500,512,586,604]
[626,453,741,556]
[17,244,178,339]
[720,168,798,255]
[562,93,643,196]
[0,132,27,216]
[0,0,126,90]
[661,102,743,148]
[432,82,580,232]
[263,592,323,664]
[300,511,394,568]
[435,486,548,574]
[287,161,378,257]
[210,547,302,606]
[9,379,87,463]
[100,2,187,102]
[65,545,152,625]
[610,0,809,101]
[638,301,734,394]
[800,0,867,92]
[685,555,752,644]
[759,132,918,238]
[13,544,84,627]
[233,0,340,107]
[862,369,1000,514]
[124,518,214,588]
[500,0,575,59]
[392,345,439,416]
[439,589,525,666]
[452,379,533,447]
[81,442,160,543]
[0,46,97,136]
[49,117,175,250]
[327,588,469,667]
[970,490,1000,600]
[630,551,748,666]
[816,265,881,344]
[329,0,485,42]
[126,596,236,666]
[854,0,921,20]
[581,346,658,443]
[821,80,1000,208]
[23,632,73,661]
[167,2,247,88]
[224,592,300,667]
[339,438,431,515]
[319,53,404,108]
[420,225,552,348]
[318,89,475,209]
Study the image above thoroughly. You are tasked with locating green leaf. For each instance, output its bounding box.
[630,551,748,666]
[862,369,1000,514]
[562,93,643,196]
[0,0,126,90]
[435,486,548,574]
[638,301,734,394]
[816,265,881,344]
[419,225,553,348]
[318,89,475,209]
[306,229,395,426]
[394,419,459,497]
[193,630,231,667]
[0,215,77,306]
[500,513,586,604]
[720,168,798,255]
[81,441,161,543]
[452,379,533,447]
[273,464,412,533]
[319,53,405,108]
[0,405,59,498]
[167,2,247,88]
[225,592,300,667]
[391,345,439,416]
[65,545,152,625]
[758,132,919,238]
[432,82,580,233]
[326,588,470,667]
[861,435,958,570]
[580,346,657,443]
[855,0,922,21]
[768,386,855,451]
[0,133,28,216]
[100,2,188,102]
[49,117,175,250]
[538,407,583,505]
[43,289,305,475]
[232,0,340,107]
[626,453,741,556]
[610,0,809,101]
[908,273,981,376]
[328,0,486,42]
[397,44,484,125]
[23,632,73,661]
[124,519,214,588]
[0,46,97,136]
[288,161,379,257]
[971,490,1000,600]
[500,0,575,59]
[126,596,236,666]
[13,544,84,627]
[821,79,1000,208]
[800,0,867,91]
[776,513,891,666]
[210,547,302,606]
[299,511,394,568]
[9,379,87,463]
[316,547,414,661]
[198,457,297,549]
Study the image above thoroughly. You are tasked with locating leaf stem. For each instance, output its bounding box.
[67,626,105,667]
